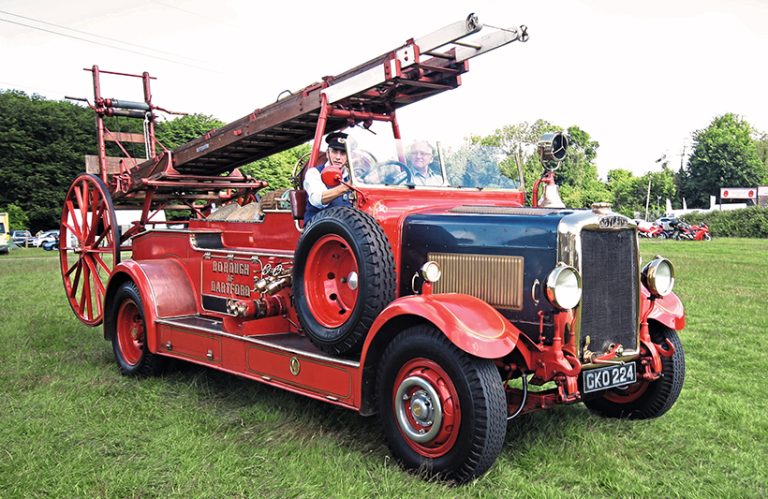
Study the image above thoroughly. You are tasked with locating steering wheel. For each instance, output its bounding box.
[378,160,414,185]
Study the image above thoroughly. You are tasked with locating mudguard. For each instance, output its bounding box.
[104,259,197,352]
[362,293,521,360]
[642,288,686,331]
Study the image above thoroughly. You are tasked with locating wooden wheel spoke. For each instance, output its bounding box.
[88,192,104,243]
[82,263,93,320]
[76,183,90,242]
[65,200,83,240]
[94,254,111,275]
[84,257,106,310]
[91,222,111,248]
[66,255,82,277]
[70,259,83,298]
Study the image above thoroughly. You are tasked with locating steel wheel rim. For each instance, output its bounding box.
[392,358,461,458]
[603,381,649,403]
[59,174,119,326]
[304,234,359,328]
[116,299,144,366]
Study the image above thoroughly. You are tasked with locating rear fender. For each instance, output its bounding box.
[642,288,686,331]
[104,259,197,352]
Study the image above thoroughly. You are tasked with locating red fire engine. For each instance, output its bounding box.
[59,14,685,483]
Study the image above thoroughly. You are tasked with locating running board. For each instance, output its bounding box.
[155,315,360,368]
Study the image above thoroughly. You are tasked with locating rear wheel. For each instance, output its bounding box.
[59,173,120,326]
[583,325,684,419]
[377,325,507,483]
[105,282,164,377]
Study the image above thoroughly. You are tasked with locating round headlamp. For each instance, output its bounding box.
[545,264,582,310]
[641,257,675,297]
[420,261,442,283]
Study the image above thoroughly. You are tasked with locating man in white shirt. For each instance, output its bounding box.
[407,140,443,186]
[303,132,352,224]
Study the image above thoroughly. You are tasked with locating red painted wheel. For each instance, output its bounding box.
[59,174,120,326]
[105,281,164,377]
[304,234,359,328]
[116,298,145,366]
[292,206,395,356]
[392,358,461,458]
[583,325,685,419]
[377,325,506,483]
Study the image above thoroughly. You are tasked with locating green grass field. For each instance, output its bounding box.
[1,240,767,497]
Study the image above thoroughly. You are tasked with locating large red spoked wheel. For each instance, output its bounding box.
[59,173,120,326]
[377,325,507,483]
[292,206,395,356]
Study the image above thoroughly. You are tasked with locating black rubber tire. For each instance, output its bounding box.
[292,206,395,356]
[105,282,165,377]
[583,325,685,419]
[377,325,507,483]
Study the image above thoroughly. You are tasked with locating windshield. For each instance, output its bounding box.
[345,127,521,190]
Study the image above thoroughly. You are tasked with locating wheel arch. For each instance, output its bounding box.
[357,294,521,416]
[104,259,197,352]
[643,289,686,331]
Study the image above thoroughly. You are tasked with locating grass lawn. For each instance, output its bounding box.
[1,240,767,497]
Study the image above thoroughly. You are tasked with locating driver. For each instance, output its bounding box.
[303,132,352,224]
[407,140,443,185]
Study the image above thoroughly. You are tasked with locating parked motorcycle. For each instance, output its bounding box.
[690,223,712,241]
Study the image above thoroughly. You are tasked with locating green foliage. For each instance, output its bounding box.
[155,113,224,150]
[680,113,768,208]
[0,91,96,232]
[607,167,676,218]
[0,203,30,231]
[241,144,310,190]
[472,120,610,207]
[681,206,768,238]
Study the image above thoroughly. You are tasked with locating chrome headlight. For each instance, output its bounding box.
[420,261,442,283]
[545,264,582,310]
[642,257,675,297]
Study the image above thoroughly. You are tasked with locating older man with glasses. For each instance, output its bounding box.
[407,140,443,186]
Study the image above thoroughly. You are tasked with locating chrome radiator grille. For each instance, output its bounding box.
[578,229,639,355]
[428,252,524,310]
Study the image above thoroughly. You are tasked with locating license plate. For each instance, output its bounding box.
[582,363,637,394]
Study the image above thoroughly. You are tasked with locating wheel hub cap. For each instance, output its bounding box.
[395,376,443,443]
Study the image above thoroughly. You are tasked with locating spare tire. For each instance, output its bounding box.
[292,206,396,356]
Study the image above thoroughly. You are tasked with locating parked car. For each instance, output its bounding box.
[32,230,59,247]
[41,234,59,251]
[11,230,33,246]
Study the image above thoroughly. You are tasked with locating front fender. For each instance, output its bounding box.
[642,288,686,331]
[104,259,197,352]
[363,293,520,360]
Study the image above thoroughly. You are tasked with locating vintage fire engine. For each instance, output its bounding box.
[59,15,685,483]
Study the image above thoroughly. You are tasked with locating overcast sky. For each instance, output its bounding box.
[2,0,766,178]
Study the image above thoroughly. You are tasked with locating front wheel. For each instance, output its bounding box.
[104,282,165,377]
[377,325,507,483]
[583,325,684,419]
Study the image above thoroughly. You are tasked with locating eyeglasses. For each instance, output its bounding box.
[409,151,432,156]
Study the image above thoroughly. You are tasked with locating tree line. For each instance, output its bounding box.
[1,90,767,232]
